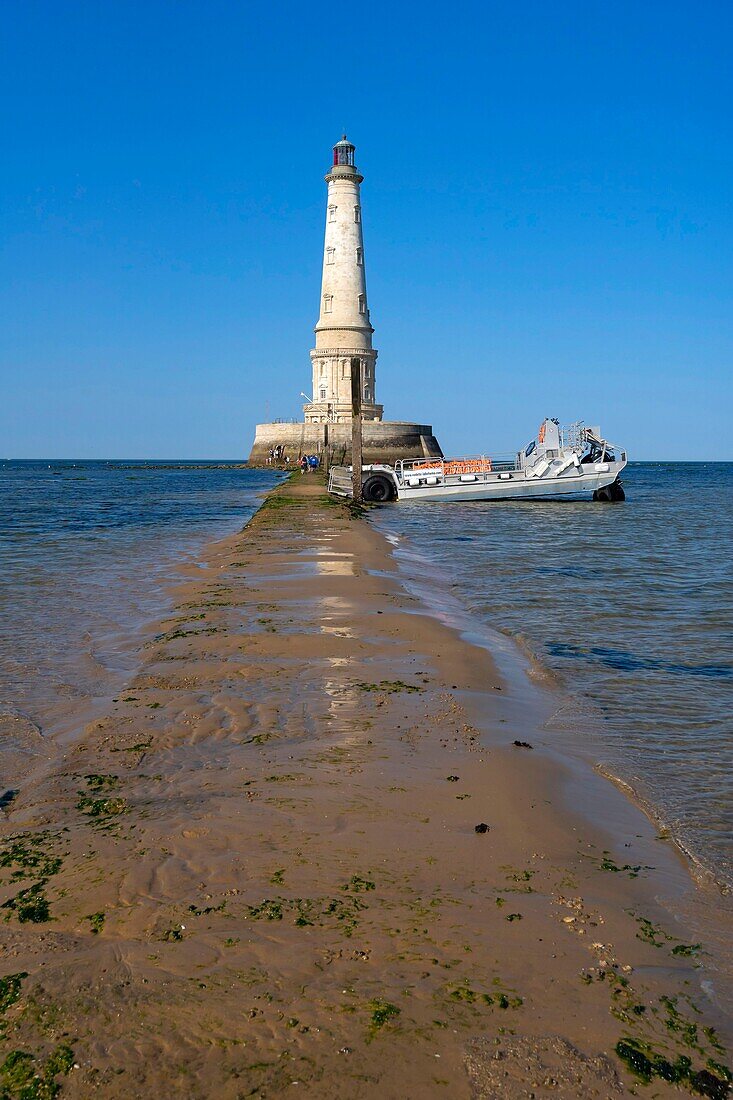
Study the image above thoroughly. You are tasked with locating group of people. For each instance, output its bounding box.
[266,445,289,465]
[265,446,321,473]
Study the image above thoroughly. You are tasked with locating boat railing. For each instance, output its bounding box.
[561,421,586,452]
[327,466,353,497]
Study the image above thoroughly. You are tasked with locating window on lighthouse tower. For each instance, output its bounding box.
[356,248,363,265]
[328,205,336,222]
[326,247,335,265]
[323,295,333,313]
[358,294,366,315]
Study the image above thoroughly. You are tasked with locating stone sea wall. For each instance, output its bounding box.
[248,420,443,466]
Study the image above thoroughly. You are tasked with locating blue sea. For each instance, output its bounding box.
[374,463,733,891]
[0,461,281,736]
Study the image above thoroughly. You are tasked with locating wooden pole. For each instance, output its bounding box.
[350,358,363,504]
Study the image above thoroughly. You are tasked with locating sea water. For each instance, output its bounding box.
[0,461,282,736]
[373,463,733,891]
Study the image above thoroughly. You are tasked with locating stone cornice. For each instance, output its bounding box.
[314,323,374,336]
[310,348,378,360]
[325,171,363,184]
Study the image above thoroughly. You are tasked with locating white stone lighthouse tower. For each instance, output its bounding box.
[248,135,442,465]
[303,136,383,424]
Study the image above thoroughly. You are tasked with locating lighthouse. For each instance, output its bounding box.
[248,136,442,465]
[304,136,383,424]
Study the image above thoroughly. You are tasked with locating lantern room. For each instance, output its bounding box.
[333,136,356,167]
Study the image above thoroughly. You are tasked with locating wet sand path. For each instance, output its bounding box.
[1,476,730,1098]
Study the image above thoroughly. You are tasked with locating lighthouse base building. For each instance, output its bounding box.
[248,136,441,466]
[248,417,442,467]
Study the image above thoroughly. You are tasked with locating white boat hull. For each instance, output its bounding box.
[328,418,628,505]
[396,464,626,503]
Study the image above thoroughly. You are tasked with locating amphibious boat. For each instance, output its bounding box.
[328,419,627,504]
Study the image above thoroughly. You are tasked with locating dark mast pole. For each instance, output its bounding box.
[350,358,363,504]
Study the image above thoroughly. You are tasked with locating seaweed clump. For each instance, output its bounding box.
[0,973,28,1017]
[0,973,75,1098]
[76,795,127,818]
[615,1039,730,1097]
[367,999,400,1041]
[0,835,62,881]
[85,912,105,935]
[0,833,65,925]
[1,883,50,924]
[0,1043,75,1099]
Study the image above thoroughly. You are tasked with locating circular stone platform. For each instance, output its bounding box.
[248,420,442,467]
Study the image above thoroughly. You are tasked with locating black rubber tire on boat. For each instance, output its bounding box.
[362,473,396,503]
[593,486,613,502]
[609,478,626,502]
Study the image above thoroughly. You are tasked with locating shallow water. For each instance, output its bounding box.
[373,463,733,890]
[0,461,282,735]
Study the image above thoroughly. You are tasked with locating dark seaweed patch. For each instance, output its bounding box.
[0,1043,75,1098]
[0,835,62,881]
[76,795,127,818]
[1,883,50,923]
[160,927,184,942]
[0,972,27,1014]
[83,774,121,792]
[341,875,375,893]
[615,1039,730,1096]
[188,901,226,917]
[245,894,367,936]
[367,999,400,1040]
[246,899,284,921]
[85,912,105,934]
[673,943,702,957]
[634,915,673,948]
[597,851,650,878]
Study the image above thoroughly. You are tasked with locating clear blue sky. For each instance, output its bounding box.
[2,1,731,459]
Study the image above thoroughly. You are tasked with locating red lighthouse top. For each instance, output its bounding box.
[333,135,356,167]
